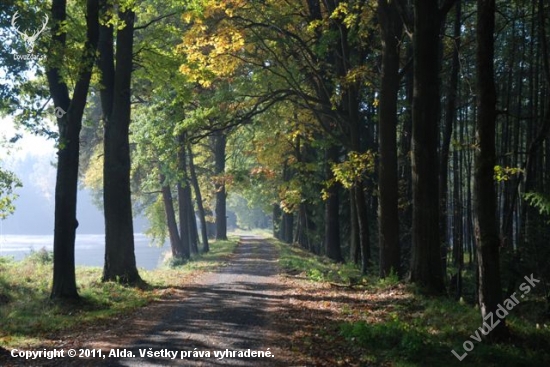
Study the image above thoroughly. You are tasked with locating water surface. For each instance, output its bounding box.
[0,233,167,270]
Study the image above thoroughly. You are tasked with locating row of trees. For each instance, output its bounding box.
[1,0,549,339]
[1,0,230,299]
[172,0,550,338]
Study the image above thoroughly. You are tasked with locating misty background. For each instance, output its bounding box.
[0,122,161,269]
[1,120,147,235]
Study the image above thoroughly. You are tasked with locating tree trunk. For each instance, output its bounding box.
[272,204,282,239]
[101,8,141,283]
[409,0,445,294]
[214,132,228,240]
[188,146,209,253]
[378,0,402,278]
[187,185,199,255]
[350,193,360,264]
[178,139,199,255]
[452,142,464,300]
[355,185,370,275]
[177,134,191,259]
[282,212,294,244]
[399,43,414,274]
[295,202,314,252]
[474,0,508,340]
[48,0,99,298]
[324,145,343,262]
[160,173,183,258]
[440,1,461,279]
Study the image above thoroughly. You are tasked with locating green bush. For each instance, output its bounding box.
[24,247,53,265]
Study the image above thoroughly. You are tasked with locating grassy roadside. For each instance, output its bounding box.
[271,239,550,366]
[0,238,238,349]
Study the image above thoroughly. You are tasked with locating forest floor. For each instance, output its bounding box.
[2,235,550,366]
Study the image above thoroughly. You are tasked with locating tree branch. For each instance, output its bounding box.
[134,12,178,31]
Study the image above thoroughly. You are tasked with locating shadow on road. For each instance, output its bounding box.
[102,236,289,367]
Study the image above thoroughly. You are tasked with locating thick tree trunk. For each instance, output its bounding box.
[160,173,184,258]
[282,212,294,244]
[474,0,508,340]
[176,182,191,259]
[48,0,99,299]
[214,132,228,240]
[295,202,314,252]
[101,8,140,283]
[409,0,445,294]
[51,121,80,298]
[324,145,343,262]
[378,0,402,278]
[178,139,199,255]
[188,146,210,253]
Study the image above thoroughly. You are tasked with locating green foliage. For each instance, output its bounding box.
[227,193,270,230]
[339,297,550,366]
[524,192,550,218]
[23,247,53,265]
[0,166,22,220]
[330,150,375,190]
[378,268,400,287]
[166,256,187,268]
[143,195,168,248]
[340,318,431,359]
[494,165,523,182]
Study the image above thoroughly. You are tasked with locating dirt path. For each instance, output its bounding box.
[95,235,288,366]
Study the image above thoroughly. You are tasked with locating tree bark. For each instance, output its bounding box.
[187,183,199,255]
[101,8,141,283]
[324,145,343,262]
[378,0,402,278]
[295,202,314,252]
[474,0,508,340]
[188,146,209,253]
[272,204,282,239]
[282,212,294,244]
[48,0,99,299]
[160,173,184,258]
[409,0,445,294]
[214,132,228,240]
[439,1,461,278]
[177,134,191,259]
[349,193,360,264]
[355,185,370,275]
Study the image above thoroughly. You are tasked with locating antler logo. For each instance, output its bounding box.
[11,11,49,53]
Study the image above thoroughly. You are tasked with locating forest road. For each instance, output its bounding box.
[101,235,288,367]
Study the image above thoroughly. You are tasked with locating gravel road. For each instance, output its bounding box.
[102,235,286,366]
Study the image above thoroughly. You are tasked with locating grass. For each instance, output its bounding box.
[273,239,550,366]
[271,238,362,284]
[0,238,238,349]
[339,298,550,366]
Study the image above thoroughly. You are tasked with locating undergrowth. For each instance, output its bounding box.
[272,239,363,285]
[273,238,550,366]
